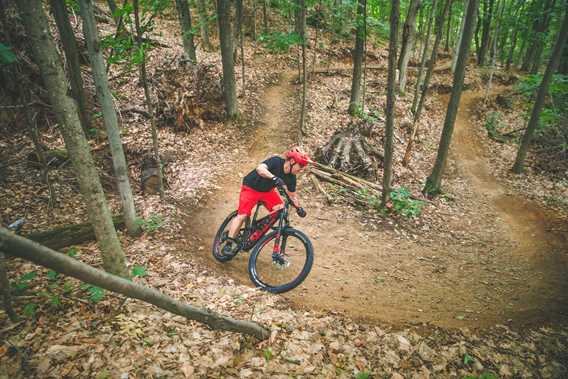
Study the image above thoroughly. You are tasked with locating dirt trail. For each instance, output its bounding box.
[184,76,568,329]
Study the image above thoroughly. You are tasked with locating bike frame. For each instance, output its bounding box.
[240,187,293,253]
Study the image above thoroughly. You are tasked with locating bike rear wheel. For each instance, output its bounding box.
[212,211,247,262]
[248,228,313,293]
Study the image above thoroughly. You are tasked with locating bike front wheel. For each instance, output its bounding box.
[248,228,314,293]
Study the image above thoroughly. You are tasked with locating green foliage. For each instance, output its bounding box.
[355,371,371,379]
[67,246,79,257]
[463,353,475,365]
[262,348,273,362]
[13,271,37,293]
[135,214,164,233]
[389,187,424,218]
[0,43,16,65]
[258,32,303,53]
[484,111,504,140]
[80,284,106,303]
[462,373,498,379]
[131,265,148,278]
[23,303,38,318]
[46,270,59,281]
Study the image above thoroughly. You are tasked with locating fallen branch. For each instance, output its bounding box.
[310,174,332,204]
[0,228,270,340]
[25,216,125,250]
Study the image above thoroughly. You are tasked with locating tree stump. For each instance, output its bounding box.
[141,155,161,194]
[316,126,383,180]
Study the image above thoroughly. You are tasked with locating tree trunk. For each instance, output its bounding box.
[348,0,366,114]
[217,0,239,118]
[382,0,399,206]
[398,0,421,95]
[251,0,258,41]
[0,228,270,340]
[424,0,479,196]
[133,0,165,199]
[413,0,450,123]
[49,0,91,135]
[0,251,17,322]
[451,0,469,73]
[410,0,437,115]
[513,11,568,173]
[107,0,118,20]
[299,0,307,140]
[505,0,525,71]
[78,0,141,237]
[175,0,197,63]
[239,0,246,95]
[444,0,453,52]
[521,0,555,72]
[263,0,269,34]
[486,0,505,95]
[16,0,128,278]
[196,0,212,50]
[529,0,556,73]
[233,0,243,63]
[478,0,494,66]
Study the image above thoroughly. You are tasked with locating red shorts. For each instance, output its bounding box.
[237,185,283,216]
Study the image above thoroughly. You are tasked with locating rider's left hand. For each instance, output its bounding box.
[296,207,306,218]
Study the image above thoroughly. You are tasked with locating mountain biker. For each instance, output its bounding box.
[221,148,312,256]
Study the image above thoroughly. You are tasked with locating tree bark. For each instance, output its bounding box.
[451,0,469,73]
[424,0,479,196]
[486,0,505,95]
[444,0,453,52]
[0,228,270,340]
[196,0,212,50]
[233,0,243,63]
[299,0,307,140]
[513,11,568,173]
[16,0,128,278]
[413,0,450,123]
[521,0,555,72]
[398,0,421,95]
[263,0,269,34]
[133,0,165,199]
[348,0,366,114]
[78,0,141,237]
[411,0,437,115]
[217,0,239,118]
[49,0,91,135]
[175,0,197,63]
[529,0,556,73]
[382,0,399,207]
[478,0,494,66]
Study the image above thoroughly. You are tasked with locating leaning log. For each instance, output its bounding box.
[0,227,270,340]
[25,216,125,250]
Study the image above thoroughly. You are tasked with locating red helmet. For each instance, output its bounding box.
[286,150,312,167]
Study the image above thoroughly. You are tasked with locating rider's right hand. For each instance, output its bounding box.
[272,176,285,188]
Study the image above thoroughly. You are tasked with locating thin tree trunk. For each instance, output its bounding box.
[413,0,450,123]
[234,0,243,63]
[444,0,453,51]
[411,0,436,115]
[78,0,141,236]
[16,0,128,278]
[486,0,504,96]
[107,0,119,23]
[452,0,469,73]
[361,0,368,110]
[49,0,91,135]
[263,0,269,34]
[382,0,400,207]
[197,0,212,50]
[0,251,17,322]
[478,0,494,66]
[398,0,421,94]
[529,0,556,73]
[0,228,270,340]
[513,11,568,173]
[424,0,479,196]
[239,0,246,96]
[299,0,307,140]
[175,0,197,63]
[217,0,239,118]
[505,0,525,71]
[348,0,366,114]
[252,0,258,41]
[133,0,165,199]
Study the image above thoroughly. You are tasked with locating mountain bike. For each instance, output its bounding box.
[212,186,314,293]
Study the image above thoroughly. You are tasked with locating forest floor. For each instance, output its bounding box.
[1,11,568,379]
